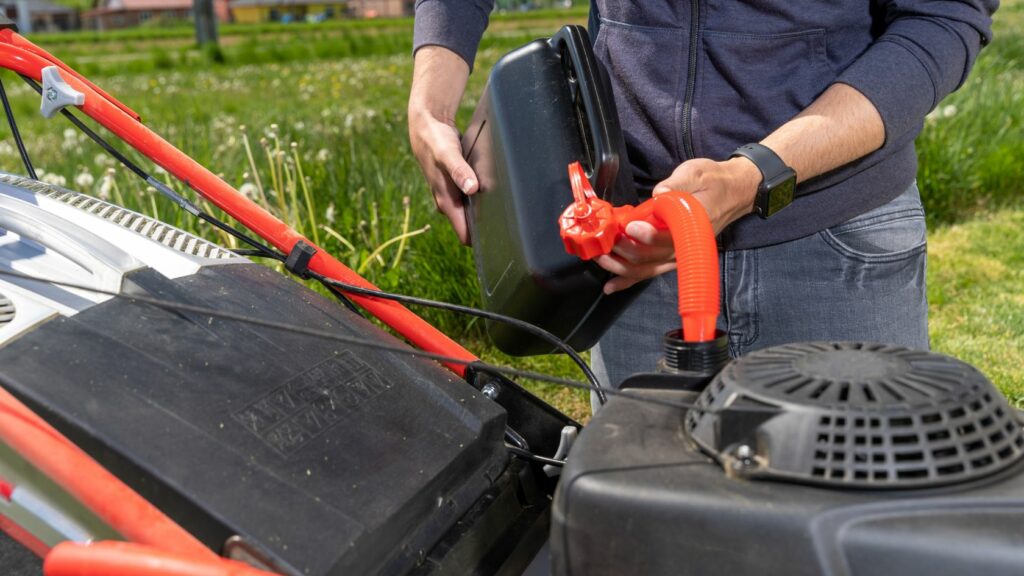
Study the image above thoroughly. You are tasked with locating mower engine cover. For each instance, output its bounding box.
[462,25,643,356]
[552,343,1024,576]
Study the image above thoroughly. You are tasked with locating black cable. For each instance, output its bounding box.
[20,75,288,261]
[309,272,608,404]
[18,73,600,403]
[506,444,564,467]
[230,248,271,257]
[20,76,367,317]
[195,212,285,261]
[0,268,778,416]
[0,75,37,179]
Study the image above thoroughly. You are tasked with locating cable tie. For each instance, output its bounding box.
[146,176,201,216]
[284,240,317,278]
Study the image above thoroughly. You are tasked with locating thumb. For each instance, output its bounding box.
[436,146,479,195]
[623,220,660,244]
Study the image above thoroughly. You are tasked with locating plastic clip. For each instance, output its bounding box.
[284,240,317,278]
[39,66,85,119]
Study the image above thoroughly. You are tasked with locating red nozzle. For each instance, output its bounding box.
[558,162,720,343]
[559,162,619,260]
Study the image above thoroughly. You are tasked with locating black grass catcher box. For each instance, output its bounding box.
[462,25,644,356]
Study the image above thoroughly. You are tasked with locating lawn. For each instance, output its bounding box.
[0,4,1020,422]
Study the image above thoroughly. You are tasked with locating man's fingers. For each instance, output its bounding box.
[597,259,677,294]
[652,161,705,196]
[594,255,675,282]
[623,221,668,245]
[432,180,469,244]
[435,141,479,195]
[610,221,673,263]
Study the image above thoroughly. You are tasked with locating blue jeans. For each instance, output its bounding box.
[592,182,929,393]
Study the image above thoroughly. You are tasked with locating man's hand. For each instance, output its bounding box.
[408,46,478,244]
[595,82,885,294]
[595,157,761,293]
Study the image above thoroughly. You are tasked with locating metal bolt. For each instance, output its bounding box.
[46,87,57,102]
[481,383,500,400]
[735,445,754,460]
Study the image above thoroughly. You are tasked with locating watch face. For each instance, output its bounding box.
[767,177,795,216]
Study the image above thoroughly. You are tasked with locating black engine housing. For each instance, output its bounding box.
[551,344,1024,576]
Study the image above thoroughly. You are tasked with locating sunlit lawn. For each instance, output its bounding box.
[1,4,1019,423]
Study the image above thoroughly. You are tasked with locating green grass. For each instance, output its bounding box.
[929,210,1024,406]
[0,5,1019,423]
[916,0,1024,226]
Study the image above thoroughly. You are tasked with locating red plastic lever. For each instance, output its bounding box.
[559,162,720,342]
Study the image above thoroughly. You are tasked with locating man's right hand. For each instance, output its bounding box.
[408,46,478,245]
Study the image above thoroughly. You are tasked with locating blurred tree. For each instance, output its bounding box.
[194,0,218,46]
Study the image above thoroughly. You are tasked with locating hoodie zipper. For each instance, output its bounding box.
[681,0,700,159]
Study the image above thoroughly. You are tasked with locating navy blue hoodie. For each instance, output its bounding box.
[413,0,997,249]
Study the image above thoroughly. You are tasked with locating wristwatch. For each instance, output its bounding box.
[730,143,797,219]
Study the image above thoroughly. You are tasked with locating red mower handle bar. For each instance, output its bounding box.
[0,30,478,376]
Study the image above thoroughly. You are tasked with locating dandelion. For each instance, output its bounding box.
[325,202,336,224]
[98,169,115,201]
[942,104,958,118]
[63,128,77,141]
[94,153,114,167]
[74,171,95,189]
[316,148,330,162]
[239,182,259,199]
[41,172,66,187]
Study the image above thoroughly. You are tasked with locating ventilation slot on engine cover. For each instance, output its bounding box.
[0,173,236,261]
[0,292,13,328]
[687,342,1024,489]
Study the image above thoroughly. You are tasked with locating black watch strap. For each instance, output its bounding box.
[730,143,797,219]
[731,144,788,182]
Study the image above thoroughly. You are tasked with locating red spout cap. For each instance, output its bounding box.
[559,162,620,260]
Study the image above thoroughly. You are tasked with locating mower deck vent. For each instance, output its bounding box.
[0,174,236,261]
[687,342,1024,489]
[0,293,13,328]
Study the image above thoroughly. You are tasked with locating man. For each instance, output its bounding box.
[408,1,998,389]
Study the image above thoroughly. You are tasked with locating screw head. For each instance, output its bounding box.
[46,87,58,101]
[481,383,499,400]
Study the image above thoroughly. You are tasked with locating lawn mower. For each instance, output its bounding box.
[1,17,1023,576]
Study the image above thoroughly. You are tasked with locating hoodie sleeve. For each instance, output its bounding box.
[834,0,999,145]
[413,0,495,71]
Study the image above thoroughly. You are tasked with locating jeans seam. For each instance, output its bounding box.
[726,250,760,354]
[743,250,760,350]
[828,208,925,235]
[819,228,928,264]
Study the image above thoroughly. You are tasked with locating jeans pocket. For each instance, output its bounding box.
[819,195,928,263]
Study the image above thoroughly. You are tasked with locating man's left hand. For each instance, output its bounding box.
[594,157,761,294]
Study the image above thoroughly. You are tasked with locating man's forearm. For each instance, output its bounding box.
[760,83,885,184]
[409,46,470,124]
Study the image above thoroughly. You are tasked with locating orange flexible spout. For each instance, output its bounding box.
[560,162,720,342]
[44,541,280,576]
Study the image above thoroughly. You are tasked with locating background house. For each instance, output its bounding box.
[230,0,346,24]
[83,0,229,30]
[346,0,411,18]
[1,0,78,32]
